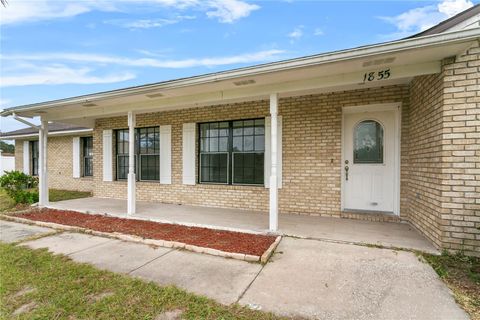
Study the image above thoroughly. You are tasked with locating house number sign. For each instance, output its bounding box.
[362,68,391,83]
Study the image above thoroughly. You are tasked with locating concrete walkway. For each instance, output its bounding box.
[1,220,467,320]
[49,197,438,253]
[0,220,54,243]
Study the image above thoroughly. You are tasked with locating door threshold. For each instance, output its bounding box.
[342,209,396,216]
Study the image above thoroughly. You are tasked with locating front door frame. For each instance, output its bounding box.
[341,102,401,215]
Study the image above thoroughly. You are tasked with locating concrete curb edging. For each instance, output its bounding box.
[0,214,270,263]
[260,235,282,263]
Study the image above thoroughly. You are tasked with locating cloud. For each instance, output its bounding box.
[0,64,135,87]
[0,98,12,109]
[105,15,196,29]
[1,49,286,69]
[205,0,260,23]
[288,25,304,42]
[379,0,474,38]
[0,49,286,87]
[438,0,474,16]
[0,0,100,26]
[314,28,324,36]
[0,0,259,25]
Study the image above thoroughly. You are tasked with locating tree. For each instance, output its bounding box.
[0,141,15,153]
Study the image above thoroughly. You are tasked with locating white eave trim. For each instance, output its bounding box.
[1,28,479,117]
[0,128,93,140]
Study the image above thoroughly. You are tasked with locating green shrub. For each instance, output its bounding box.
[0,171,39,204]
[12,189,39,204]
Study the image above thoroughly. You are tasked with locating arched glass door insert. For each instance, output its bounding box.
[353,120,384,164]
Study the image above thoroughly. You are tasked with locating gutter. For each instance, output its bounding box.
[1,28,479,117]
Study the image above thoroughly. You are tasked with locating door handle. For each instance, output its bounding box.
[345,165,349,181]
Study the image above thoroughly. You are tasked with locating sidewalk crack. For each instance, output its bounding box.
[128,248,175,274]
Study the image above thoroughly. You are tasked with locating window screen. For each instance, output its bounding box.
[30,141,39,176]
[199,119,264,185]
[116,127,159,181]
[82,137,93,177]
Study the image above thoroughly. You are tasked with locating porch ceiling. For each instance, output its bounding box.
[2,29,479,127]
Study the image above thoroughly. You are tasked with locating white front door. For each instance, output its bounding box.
[343,105,399,213]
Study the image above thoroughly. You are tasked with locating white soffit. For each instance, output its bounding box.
[2,28,479,122]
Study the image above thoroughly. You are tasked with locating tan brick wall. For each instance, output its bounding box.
[407,73,445,249]
[93,85,410,219]
[9,44,477,255]
[407,41,480,256]
[14,136,93,192]
[440,41,480,257]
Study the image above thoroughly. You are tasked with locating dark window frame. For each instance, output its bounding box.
[198,118,265,186]
[81,136,93,177]
[115,127,160,182]
[30,140,39,176]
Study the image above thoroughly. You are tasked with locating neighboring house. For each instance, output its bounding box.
[1,6,479,256]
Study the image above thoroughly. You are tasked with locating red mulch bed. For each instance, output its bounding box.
[17,209,276,256]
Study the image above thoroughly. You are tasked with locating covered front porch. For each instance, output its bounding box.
[47,197,438,253]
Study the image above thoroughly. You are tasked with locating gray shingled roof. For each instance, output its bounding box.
[0,122,90,138]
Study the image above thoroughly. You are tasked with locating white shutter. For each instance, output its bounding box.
[23,141,30,174]
[72,137,81,178]
[103,130,113,182]
[264,116,283,188]
[182,123,196,185]
[159,125,172,184]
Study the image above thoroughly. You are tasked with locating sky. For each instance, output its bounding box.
[0,0,477,135]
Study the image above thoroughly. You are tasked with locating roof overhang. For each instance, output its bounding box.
[0,128,93,140]
[1,28,479,127]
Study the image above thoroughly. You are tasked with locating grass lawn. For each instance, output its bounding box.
[0,188,91,214]
[422,251,480,320]
[0,188,16,212]
[0,243,280,320]
[48,189,92,202]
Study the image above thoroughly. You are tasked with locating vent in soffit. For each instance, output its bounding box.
[145,92,165,98]
[362,57,396,68]
[82,103,98,107]
[233,79,256,86]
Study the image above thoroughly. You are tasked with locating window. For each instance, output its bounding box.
[138,127,159,181]
[82,137,93,177]
[199,119,265,185]
[115,127,159,181]
[30,141,39,176]
[354,120,384,164]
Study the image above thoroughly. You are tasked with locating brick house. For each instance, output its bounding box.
[1,7,479,256]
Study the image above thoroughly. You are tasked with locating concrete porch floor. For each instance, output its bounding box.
[47,197,438,253]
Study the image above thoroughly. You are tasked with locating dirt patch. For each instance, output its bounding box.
[12,302,37,315]
[87,291,115,303]
[13,286,37,298]
[17,209,277,256]
[422,252,480,320]
[155,309,183,320]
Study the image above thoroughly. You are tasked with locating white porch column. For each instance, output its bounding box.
[38,120,49,206]
[269,93,279,232]
[127,111,136,215]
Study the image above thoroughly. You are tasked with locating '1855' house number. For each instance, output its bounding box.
[363,69,391,83]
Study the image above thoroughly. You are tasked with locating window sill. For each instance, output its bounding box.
[199,182,264,188]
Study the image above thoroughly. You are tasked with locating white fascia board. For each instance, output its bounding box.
[0,129,93,140]
[1,28,479,118]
